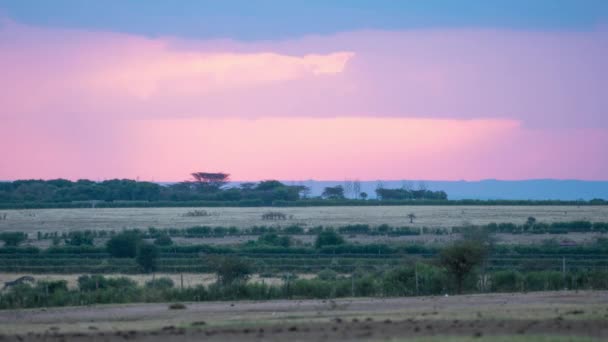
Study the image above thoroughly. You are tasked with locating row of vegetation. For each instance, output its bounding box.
[1,229,607,274]
[3,220,606,249]
[0,173,449,206]
[1,255,607,309]
[1,174,606,208]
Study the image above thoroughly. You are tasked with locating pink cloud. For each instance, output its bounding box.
[0,19,606,180]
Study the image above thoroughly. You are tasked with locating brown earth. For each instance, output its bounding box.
[0,291,606,341]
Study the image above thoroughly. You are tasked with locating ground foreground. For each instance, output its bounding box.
[0,291,606,341]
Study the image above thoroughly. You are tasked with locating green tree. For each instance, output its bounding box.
[212,256,252,286]
[322,186,345,200]
[106,232,141,258]
[136,243,159,273]
[0,232,27,246]
[314,230,345,249]
[439,241,486,294]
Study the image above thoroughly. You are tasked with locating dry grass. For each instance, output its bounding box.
[0,206,607,234]
[0,273,315,290]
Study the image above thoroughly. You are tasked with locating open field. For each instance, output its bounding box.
[0,291,606,341]
[1,206,608,233]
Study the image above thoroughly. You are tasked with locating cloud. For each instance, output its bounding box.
[0,18,606,180]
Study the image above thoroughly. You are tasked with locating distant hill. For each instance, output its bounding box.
[268,179,608,201]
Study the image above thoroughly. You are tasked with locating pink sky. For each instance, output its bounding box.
[1,18,607,181]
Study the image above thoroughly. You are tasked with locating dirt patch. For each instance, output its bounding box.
[0,291,606,341]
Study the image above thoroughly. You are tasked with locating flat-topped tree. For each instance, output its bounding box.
[191,172,230,192]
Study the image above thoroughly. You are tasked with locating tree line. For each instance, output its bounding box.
[0,171,451,205]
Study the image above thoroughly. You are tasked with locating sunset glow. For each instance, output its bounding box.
[0,2,606,181]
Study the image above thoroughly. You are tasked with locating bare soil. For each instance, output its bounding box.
[0,291,606,341]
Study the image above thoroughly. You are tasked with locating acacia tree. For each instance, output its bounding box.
[136,243,159,273]
[322,185,345,200]
[439,241,486,294]
[212,256,252,286]
[191,172,230,191]
[407,213,416,224]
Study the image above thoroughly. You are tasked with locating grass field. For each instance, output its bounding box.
[0,291,605,341]
[1,205,607,233]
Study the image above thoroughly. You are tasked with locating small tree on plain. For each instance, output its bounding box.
[136,243,159,273]
[439,241,486,294]
[407,213,416,224]
[106,232,141,258]
[212,256,252,286]
[322,186,345,200]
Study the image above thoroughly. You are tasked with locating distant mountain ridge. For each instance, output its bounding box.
[266,179,608,201]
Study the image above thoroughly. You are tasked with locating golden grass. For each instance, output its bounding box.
[1,205,607,233]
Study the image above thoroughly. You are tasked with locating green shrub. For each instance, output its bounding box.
[0,232,27,246]
[314,230,345,249]
[136,243,159,273]
[145,277,174,290]
[153,235,173,246]
[106,232,141,258]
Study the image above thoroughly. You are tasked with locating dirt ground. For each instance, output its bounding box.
[1,206,607,234]
[0,291,606,341]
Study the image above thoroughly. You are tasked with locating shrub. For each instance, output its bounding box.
[64,231,94,246]
[256,233,292,247]
[317,269,338,281]
[0,232,27,247]
[261,211,287,220]
[78,275,137,291]
[491,270,523,292]
[136,243,159,273]
[153,235,173,246]
[145,277,174,290]
[168,303,187,310]
[439,241,486,294]
[211,256,252,286]
[183,210,211,217]
[314,230,345,249]
[106,232,141,258]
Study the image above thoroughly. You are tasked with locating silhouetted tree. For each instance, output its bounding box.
[191,172,230,191]
[322,186,345,200]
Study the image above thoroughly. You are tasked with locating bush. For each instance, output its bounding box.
[491,270,523,292]
[314,230,345,249]
[168,303,187,310]
[78,275,137,291]
[145,277,174,290]
[211,256,252,285]
[64,231,94,246]
[153,235,173,246]
[317,269,338,281]
[106,232,141,258]
[439,241,486,294]
[256,233,291,247]
[136,243,159,273]
[261,211,287,220]
[0,232,27,247]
